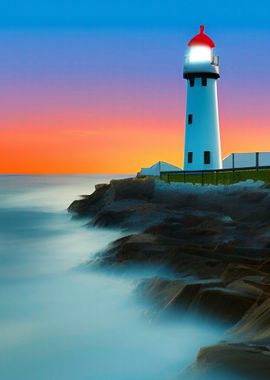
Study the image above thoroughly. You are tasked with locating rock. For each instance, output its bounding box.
[68,178,270,263]
[184,343,270,380]
[189,287,257,325]
[138,274,263,325]
[230,298,270,344]
[92,209,133,228]
[95,183,109,191]
[90,200,167,230]
[239,191,268,204]
[68,183,110,215]
[258,259,270,274]
[110,177,155,201]
[97,233,164,265]
[221,264,265,283]
[226,278,264,299]
[171,248,226,279]
[68,178,270,380]
[96,230,229,278]
[140,277,224,318]
[139,277,186,310]
[68,177,155,218]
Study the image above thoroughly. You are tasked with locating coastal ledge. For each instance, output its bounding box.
[68,177,270,379]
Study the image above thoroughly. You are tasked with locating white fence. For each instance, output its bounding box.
[223,152,270,169]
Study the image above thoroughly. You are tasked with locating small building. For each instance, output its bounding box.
[139,161,182,177]
[223,152,270,169]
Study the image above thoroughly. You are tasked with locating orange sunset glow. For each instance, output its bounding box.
[0,27,269,174]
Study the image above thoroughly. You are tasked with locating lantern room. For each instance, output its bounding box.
[184,25,219,78]
[186,25,216,64]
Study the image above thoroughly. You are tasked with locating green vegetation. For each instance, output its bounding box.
[160,169,270,185]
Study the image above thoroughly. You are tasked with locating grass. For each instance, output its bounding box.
[160,169,270,186]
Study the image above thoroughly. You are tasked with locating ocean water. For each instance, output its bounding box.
[0,175,224,380]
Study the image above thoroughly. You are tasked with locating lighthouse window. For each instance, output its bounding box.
[202,77,207,86]
[188,152,193,163]
[204,151,211,164]
[189,78,195,87]
[188,114,193,124]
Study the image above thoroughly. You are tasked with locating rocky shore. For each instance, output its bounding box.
[68,177,270,379]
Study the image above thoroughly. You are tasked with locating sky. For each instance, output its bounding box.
[0,0,269,174]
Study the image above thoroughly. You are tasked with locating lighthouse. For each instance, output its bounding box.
[183,26,222,171]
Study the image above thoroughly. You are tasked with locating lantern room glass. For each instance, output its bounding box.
[188,46,212,63]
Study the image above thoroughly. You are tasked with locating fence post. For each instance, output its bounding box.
[256,152,259,171]
[215,171,218,186]
[184,171,186,183]
[202,171,204,186]
[168,174,170,184]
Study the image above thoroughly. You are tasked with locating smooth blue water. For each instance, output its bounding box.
[0,175,223,380]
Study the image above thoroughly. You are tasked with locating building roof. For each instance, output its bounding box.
[140,161,182,176]
[188,25,215,48]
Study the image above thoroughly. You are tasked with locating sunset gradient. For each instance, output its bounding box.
[0,2,269,174]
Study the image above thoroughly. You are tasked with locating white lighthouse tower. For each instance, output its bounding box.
[183,25,222,171]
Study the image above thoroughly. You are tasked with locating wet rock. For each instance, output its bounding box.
[258,259,270,273]
[90,201,167,230]
[189,287,257,325]
[68,177,155,219]
[68,183,110,215]
[226,277,264,299]
[97,230,229,279]
[140,277,225,318]
[230,298,270,344]
[98,233,164,265]
[221,264,264,283]
[184,343,270,380]
[139,277,186,310]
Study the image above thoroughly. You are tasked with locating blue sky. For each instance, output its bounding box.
[0,0,269,28]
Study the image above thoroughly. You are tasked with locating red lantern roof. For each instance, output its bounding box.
[188,25,215,48]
